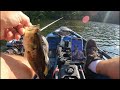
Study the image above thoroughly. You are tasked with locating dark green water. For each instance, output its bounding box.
[41,20,120,58]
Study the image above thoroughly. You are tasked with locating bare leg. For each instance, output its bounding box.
[1,53,35,79]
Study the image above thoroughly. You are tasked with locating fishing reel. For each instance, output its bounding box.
[52,34,86,79]
[54,55,86,79]
[57,64,81,79]
[54,58,86,79]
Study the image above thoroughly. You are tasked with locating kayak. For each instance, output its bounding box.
[5,36,24,55]
[45,26,111,79]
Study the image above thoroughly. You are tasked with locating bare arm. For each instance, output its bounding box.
[96,56,120,79]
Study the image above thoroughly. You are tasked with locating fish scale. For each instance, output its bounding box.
[23,25,49,79]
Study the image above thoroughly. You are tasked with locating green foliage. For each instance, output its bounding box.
[23,11,85,21]
[23,11,119,24]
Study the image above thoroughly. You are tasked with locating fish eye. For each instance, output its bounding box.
[27,51,30,54]
[32,47,36,50]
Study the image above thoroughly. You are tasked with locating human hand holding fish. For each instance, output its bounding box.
[0,11,32,41]
[1,25,49,79]
[1,11,49,79]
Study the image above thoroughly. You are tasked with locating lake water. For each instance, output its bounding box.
[42,20,120,58]
[79,22,119,58]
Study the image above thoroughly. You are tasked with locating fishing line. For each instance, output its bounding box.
[40,17,63,31]
[40,11,79,31]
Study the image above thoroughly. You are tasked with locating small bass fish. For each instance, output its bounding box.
[23,25,49,79]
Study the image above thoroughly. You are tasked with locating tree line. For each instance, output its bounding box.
[23,11,119,24]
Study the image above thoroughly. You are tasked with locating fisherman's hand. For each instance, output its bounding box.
[0,11,32,41]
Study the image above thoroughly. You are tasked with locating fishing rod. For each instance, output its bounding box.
[40,17,63,31]
[40,11,78,31]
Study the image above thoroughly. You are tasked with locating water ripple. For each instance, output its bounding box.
[78,21,120,57]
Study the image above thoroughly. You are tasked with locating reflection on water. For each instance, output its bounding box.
[78,22,120,57]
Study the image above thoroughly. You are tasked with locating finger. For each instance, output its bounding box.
[28,22,32,26]
[10,27,18,35]
[20,12,32,27]
[16,23,23,30]
[6,31,14,41]
[15,32,21,40]
[18,27,25,35]
[6,36,14,41]
[7,31,13,38]
[21,19,32,27]
[15,23,25,35]
[7,28,18,40]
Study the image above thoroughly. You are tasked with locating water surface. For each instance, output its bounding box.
[42,20,119,57]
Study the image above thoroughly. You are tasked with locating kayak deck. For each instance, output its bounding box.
[45,26,111,79]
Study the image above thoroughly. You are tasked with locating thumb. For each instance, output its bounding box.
[20,12,32,27]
